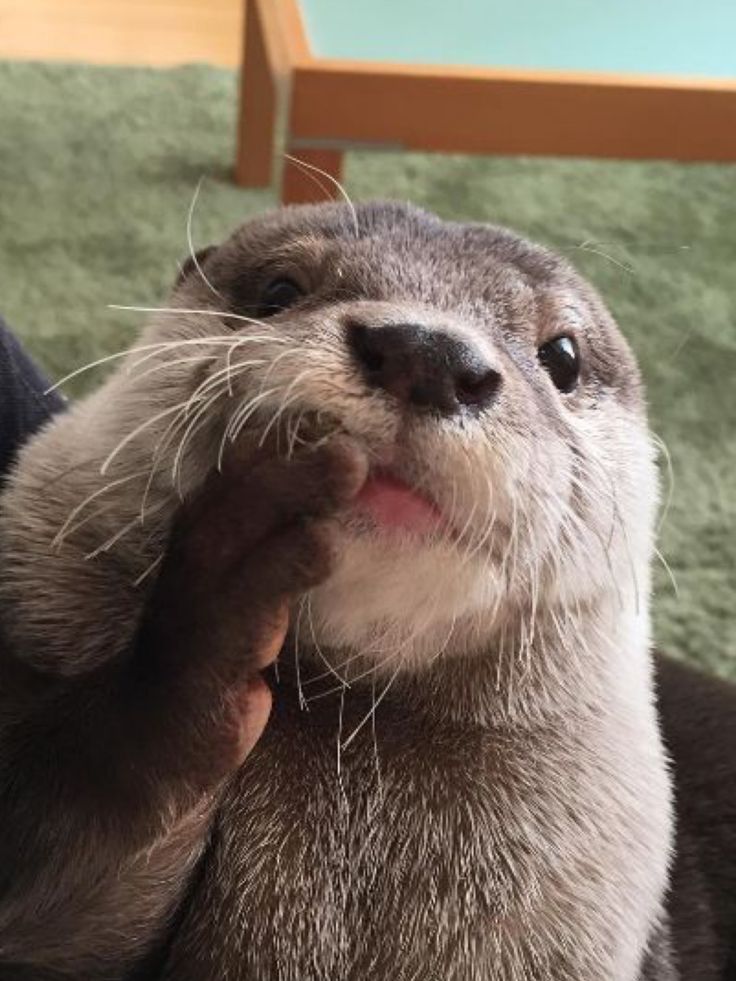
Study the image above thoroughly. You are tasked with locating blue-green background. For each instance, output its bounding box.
[302,0,736,77]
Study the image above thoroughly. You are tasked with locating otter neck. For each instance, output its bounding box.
[291,591,651,731]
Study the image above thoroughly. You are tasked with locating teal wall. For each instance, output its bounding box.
[302,0,736,78]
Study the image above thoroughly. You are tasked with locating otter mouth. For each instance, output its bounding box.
[255,407,447,539]
[354,468,444,537]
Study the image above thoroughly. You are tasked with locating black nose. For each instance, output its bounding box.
[346,321,502,415]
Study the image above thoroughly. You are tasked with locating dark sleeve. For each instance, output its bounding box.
[655,654,736,980]
[0,318,67,483]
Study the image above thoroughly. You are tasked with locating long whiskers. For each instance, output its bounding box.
[340,660,403,752]
[133,553,165,587]
[567,239,636,275]
[100,398,197,477]
[109,305,286,334]
[306,594,351,688]
[293,598,309,711]
[84,500,167,561]
[46,333,283,394]
[651,430,675,535]
[653,546,679,597]
[185,177,222,298]
[283,153,360,240]
[53,470,149,549]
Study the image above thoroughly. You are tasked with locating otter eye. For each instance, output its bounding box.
[258,277,303,317]
[538,335,580,393]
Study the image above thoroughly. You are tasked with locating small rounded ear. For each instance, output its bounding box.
[176,245,217,286]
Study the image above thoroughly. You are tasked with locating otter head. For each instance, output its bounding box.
[1,202,658,691]
[161,202,658,678]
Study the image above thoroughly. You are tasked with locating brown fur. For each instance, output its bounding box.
[0,200,720,979]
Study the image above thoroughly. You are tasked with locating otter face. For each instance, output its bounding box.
[110,200,652,675]
[4,201,651,679]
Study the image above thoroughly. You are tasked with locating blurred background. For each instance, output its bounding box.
[0,0,242,66]
[0,0,734,677]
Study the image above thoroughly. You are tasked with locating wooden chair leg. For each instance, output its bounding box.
[235,0,278,187]
[280,149,345,205]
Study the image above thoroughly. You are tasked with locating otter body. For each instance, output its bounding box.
[162,659,668,980]
[0,201,728,979]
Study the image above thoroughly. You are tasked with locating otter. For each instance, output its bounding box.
[0,201,732,980]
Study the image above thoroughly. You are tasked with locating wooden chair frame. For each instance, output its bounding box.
[236,0,736,204]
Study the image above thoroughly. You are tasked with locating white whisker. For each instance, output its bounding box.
[53,471,148,548]
[100,399,195,476]
[651,430,675,535]
[306,594,350,688]
[258,369,317,450]
[370,672,384,804]
[185,177,222,298]
[284,153,360,240]
[293,598,309,711]
[654,546,679,597]
[171,386,229,492]
[229,388,281,444]
[45,336,281,394]
[108,305,287,337]
[340,661,402,751]
[133,553,164,587]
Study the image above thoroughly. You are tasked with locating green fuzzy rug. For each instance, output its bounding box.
[0,61,734,678]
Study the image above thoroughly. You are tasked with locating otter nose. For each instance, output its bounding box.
[346,321,501,415]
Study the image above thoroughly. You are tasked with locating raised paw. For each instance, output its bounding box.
[133,436,368,692]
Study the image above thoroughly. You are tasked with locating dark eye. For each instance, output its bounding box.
[257,277,304,317]
[538,335,580,393]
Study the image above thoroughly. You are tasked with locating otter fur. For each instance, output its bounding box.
[0,202,733,980]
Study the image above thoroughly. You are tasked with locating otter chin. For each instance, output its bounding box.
[0,200,684,980]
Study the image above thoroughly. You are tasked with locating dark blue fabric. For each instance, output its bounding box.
[0,318,67,483]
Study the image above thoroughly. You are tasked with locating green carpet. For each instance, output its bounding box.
[0,61,733,678]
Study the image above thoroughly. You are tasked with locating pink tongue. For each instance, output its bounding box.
[355,472,442,535]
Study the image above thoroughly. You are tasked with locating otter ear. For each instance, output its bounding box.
[176,245,217,286]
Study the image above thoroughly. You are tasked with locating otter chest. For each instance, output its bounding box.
[161,702,647,981]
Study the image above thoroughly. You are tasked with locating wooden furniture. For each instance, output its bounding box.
[236,0,736,205]
[0,0,242,67]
